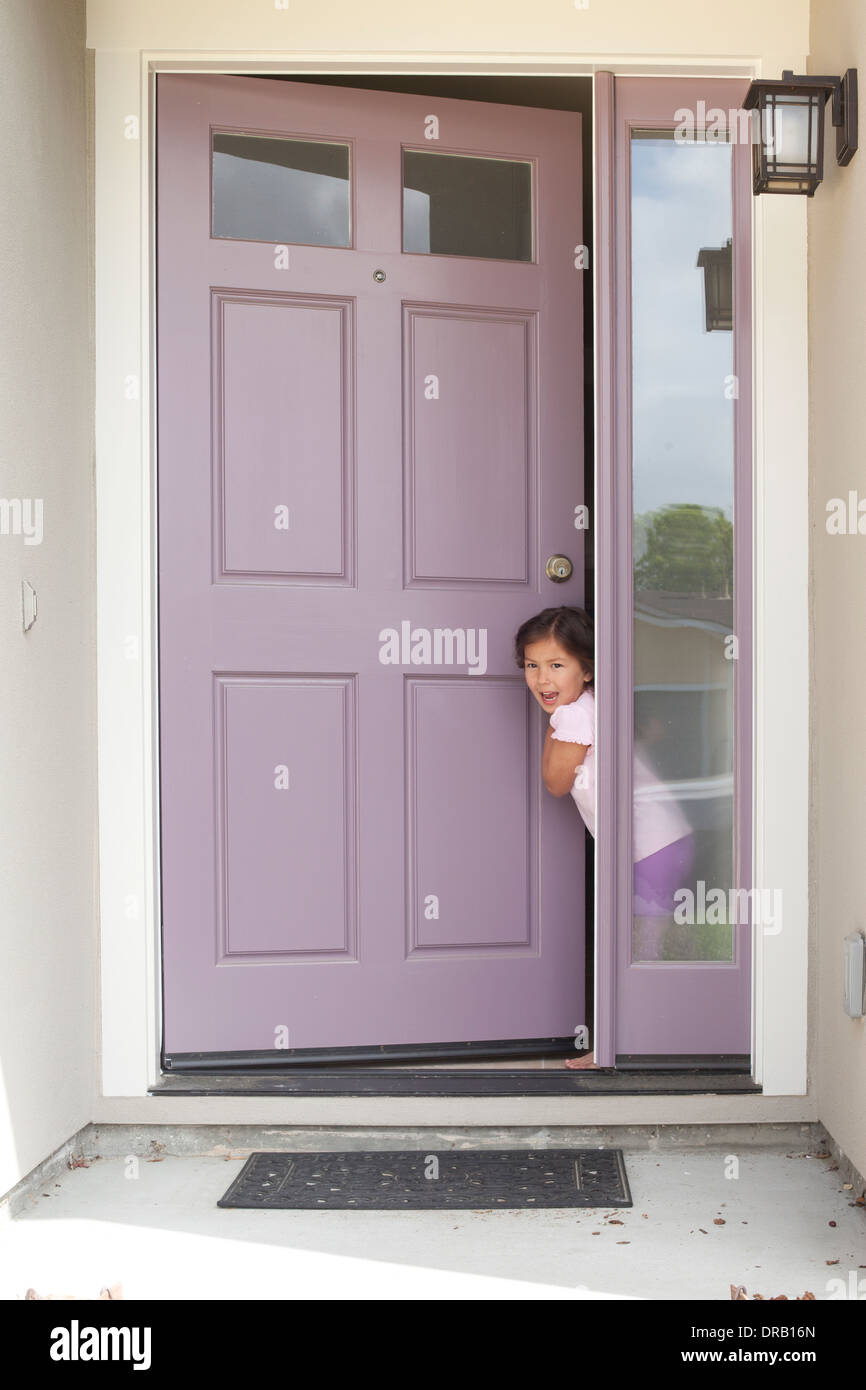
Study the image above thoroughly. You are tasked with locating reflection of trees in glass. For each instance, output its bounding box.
[634,503,732,598]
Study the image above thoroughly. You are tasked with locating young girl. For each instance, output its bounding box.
[514,605,695,1069]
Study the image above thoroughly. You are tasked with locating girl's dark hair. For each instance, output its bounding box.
[514,606,594,685]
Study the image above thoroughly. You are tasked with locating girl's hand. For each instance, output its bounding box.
[542,726,588,796]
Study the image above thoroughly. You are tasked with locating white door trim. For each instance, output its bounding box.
[94,51,808,1099]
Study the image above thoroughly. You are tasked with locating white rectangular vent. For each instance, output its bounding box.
[843,932,866,1018]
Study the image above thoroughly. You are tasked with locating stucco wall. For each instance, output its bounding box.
[808,0,866,1178]
[0,0,95,1196]
[85,0,808,64]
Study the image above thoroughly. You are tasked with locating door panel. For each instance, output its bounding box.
[407,678,535,953]
[157,74,585,1057]
[217,676,357,960]
[216,291,352,580]
[405,307,534,585]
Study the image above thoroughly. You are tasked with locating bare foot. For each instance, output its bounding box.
[564,1050,600,1070]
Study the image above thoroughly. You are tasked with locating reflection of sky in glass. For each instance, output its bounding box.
[631,138,733,520]
[213,152,350,246]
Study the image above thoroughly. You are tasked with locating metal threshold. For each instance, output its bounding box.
[149,1068,761,1097]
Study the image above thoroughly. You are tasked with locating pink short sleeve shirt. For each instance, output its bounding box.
[548,688,692,861]
[549,689,596,837]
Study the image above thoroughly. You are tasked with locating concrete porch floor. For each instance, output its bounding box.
[2,1131,864,1301]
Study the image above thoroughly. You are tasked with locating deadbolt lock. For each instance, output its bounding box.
[545,554,573,583]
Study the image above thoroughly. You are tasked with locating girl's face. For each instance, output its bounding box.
[522,636,592,713]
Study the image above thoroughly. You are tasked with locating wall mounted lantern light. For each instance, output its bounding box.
[743,69,858,194]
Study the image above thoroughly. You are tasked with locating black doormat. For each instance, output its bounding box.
[217,1149,631,1210]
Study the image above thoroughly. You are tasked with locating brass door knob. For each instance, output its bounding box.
[545,554,573,583]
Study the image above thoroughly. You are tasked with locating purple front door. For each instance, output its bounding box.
[156,75,586,1058]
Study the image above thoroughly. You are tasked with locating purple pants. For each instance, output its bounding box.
[633,832,696,917]
[632,832,695,961]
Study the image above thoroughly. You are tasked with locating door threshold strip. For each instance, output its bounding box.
[149,1069,761,1097]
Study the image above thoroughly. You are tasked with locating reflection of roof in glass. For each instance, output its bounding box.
[635,589,733,630]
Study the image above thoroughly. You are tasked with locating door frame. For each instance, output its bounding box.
[94,51,809,1100]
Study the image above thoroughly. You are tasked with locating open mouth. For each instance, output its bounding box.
[540,692,558,706]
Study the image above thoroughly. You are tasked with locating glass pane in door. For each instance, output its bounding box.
[212,133,351,246]
[630,130,735,963]
[402,150,533,260]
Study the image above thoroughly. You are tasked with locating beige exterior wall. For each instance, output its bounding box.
[808,0,866,1177]
[0,0,95,1195]
[85,0,808,65]
[635,620,730,688]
